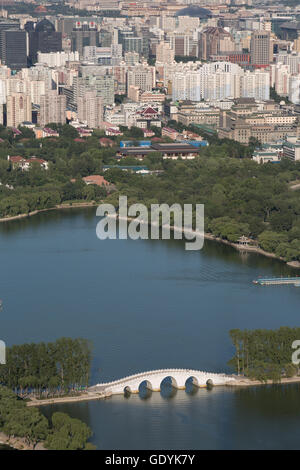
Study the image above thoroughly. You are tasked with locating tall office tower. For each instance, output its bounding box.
[71,21,98,57]
[250,31,273,67]
[37,19,62,54]
[0,29,27,71]
[156,41,175,64]
[198,27,235,60]
[7,93,32,127]
[168,32,195,57]
[27,19,62,64]
[0,19,20,48]
[77,90,103,128]
[39,91,66,126]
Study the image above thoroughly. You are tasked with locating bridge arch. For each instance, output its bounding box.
[138,380,153,393]
[160,376,178,390]
[206,379,214,388]
[124,386,132,395]
[185,376,199,388]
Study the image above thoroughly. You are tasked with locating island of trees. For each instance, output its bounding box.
[0,337,95,450]
[0,337,92,398]
[228,327,300,382]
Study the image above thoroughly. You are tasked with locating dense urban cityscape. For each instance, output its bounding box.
[0,0,300,454]
[2,0,300,160]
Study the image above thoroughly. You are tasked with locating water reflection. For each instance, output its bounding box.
[234,383,300,417]
[41,384,300,449]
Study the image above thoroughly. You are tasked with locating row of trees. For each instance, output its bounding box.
[0,387,95,449]
[0,182,107,218]
[228,327,300,382]
[0,338,92,397]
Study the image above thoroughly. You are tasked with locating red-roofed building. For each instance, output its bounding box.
[82,175,111,188]
[78,128,92,137]
[33,128,59,139]
[99,137,115,147]
[140,107,159,119]
[106,128,123,136]
[28,157,49,169]
[135,106,161,130]
[8,155,48,170]
[43,128,59,138]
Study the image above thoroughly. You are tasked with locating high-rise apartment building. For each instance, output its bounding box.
[289,75,300,104]
[39,91,66,126]
[156,41,175,64]
[77,90,103,128]
[73,73,115,107]
[7,93,32,127]
[172,62,270,102]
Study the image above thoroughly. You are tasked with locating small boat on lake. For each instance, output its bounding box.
[253,277,300,287]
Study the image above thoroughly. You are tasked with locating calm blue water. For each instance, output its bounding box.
[1,208,300,449]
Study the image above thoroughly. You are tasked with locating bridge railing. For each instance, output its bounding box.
[92,369,231,388]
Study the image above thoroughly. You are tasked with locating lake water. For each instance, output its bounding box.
[1,208,300,449]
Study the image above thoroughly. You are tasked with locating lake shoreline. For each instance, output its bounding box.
[114,214,300,269]
[0,201,99,223]
[227,375,300,387]
[0,204,299,269]
[26,390,111,407]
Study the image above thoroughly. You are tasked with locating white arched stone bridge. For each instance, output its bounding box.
[89,369,237,395]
